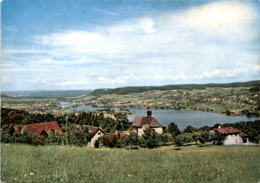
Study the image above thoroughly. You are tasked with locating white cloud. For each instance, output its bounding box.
[177,1,256,40]
[192,66,259,80]
[36,1,257,60]
[57,79,90,86]
[3,49,48,54]
[3,1,259,90]
[94,8,119,16]
[136,17,156,34]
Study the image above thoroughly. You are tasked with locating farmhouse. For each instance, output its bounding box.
[131,110,163,136]
[86,126,104,147]
[213,126,249,145]
[76,125,104,147]
[12,121,64,136]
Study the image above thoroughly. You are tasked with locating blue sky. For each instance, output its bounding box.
[2,0,260,91]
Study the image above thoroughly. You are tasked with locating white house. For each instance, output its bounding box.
[213,126,249,145]
[131,110,163,136]
[86,126,104,147]
[75,125,104,147]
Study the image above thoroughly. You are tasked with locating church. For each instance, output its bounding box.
[131,110,163,136]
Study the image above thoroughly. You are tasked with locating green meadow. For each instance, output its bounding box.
[1,144,260,183]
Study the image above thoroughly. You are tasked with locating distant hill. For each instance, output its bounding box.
[2,90,92,98]
[90,80,260,96]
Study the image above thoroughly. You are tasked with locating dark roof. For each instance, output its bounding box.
[239,131,248,137]
[75,125,103,137]
[213,127,247,137]
[131,116,162,128]
[13,121,64,135]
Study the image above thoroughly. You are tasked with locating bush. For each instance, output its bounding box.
[94,139,100,148]
[30,134,46,146]
[100,133,118,148]
[46,131,64,145]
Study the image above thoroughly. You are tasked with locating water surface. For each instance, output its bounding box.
[59,102,260,130]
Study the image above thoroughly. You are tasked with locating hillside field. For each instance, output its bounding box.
[1,144,260,183]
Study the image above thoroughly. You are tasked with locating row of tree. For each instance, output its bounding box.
[1,108,130,133]
[1,124,92,146]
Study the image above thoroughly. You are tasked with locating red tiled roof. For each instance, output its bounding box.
[213,127,240,134]
[13,121,64,135]
[132,116,162,128]
[213,127,247,137]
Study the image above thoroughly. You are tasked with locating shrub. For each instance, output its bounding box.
[94,139,100,148]
[30,134,46,146]
[46,131,64,145]
[100,133,118,148]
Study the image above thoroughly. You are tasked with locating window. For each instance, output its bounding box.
[243,138,247,143]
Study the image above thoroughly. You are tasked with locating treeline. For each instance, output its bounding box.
[90,80,260,95]
[1,108,130,132]
[2,90,92,98]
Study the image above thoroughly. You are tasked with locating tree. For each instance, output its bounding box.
[183,125,198,133]
[212,133,226,145]
[174,133,193,149]
[139,129,160,148]
[192,132,202,144]
[124,131,139,149]
[160,133,171,145]
[66,125,90,146]
[198,131,212,145]
[167,122,180,137]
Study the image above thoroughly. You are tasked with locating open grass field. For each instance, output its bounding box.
[1,144,260,183]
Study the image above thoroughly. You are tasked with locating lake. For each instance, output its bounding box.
[59,102,260,130]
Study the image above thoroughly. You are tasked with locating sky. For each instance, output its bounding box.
[1,0,260,91]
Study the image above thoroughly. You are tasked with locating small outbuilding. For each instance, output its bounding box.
[131,110,163,136]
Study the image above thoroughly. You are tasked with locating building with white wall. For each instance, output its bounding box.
[131,110,163,136]
[213,126,249,145]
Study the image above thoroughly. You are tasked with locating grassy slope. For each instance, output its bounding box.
[2,144,260,183]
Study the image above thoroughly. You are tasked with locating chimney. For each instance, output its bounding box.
[147,110,152,117]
